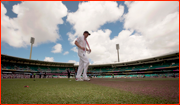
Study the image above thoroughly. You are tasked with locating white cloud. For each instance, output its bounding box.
[124,1,179,32]
[123,1,179,56]
[86,29,152,64]
[124,1,133,8]
[63,51,69,55]
[44,57,54,62]
[71,47,78,53]
[68,1,179,64]
[66,1,124,45]
[1,1,68,48]
[67,32,77,45]
[51,43,63,53]
[68,60,79,65]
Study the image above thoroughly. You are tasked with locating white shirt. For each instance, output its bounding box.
[76,35,86,54]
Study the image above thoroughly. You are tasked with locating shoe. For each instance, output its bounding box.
[83,77,90,81]
[76,78,84,81]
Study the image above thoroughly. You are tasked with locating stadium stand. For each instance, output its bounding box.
[1,52,179,79]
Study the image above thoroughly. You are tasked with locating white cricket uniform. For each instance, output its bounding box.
[76,35,89,79]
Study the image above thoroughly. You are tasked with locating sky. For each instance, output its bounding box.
[1,1,179,65]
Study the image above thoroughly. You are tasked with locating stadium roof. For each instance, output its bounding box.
[1,54,74,67]
[75,52,179,67]
[111,52,179,67]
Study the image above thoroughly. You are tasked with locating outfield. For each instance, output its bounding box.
[1,78,179,104]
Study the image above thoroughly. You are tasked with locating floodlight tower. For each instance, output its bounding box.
[116,44,120,62]
[29,37,35,59]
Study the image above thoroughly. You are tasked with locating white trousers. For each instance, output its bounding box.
[76,52,89,79]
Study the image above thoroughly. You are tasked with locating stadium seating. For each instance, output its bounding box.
[28,65,39,71]
[1,63,14,69]
[100,68,112,72]
[150,62,170,69]
[1,59,178,78]
[171,62,179,67]
[133,65,150,70]
[58,67,67,71]
[1,62,76,73]
[39,66,48,70]
[49,67,58,71]
[90,60,178,73]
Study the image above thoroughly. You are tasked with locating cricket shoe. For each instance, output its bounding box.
[83,77,90,81]
[76,78,84,81]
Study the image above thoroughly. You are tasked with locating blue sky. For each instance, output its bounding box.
[1,1,179,64]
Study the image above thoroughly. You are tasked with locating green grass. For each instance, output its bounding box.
[1,78,176,104]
